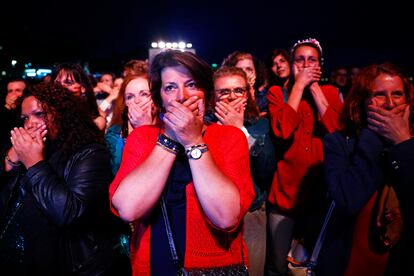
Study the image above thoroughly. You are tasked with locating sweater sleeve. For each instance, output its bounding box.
[323,129,385,215]
[109,125,159,215]
[267,85,301,139]
[205,125,255,230]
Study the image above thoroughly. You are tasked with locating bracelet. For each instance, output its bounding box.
[156,134,183,155]
[5,154,21,167]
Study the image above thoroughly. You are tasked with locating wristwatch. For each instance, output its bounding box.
[186,144,208,160]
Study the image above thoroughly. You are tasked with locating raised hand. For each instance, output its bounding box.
[128,97,155,128]
[162,96,204,147]
[10,125,47,168]
[215,98,246,128]
[293,64,322,88]
[367,104,411,144]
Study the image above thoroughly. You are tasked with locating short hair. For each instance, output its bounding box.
[221,51,267,90]
[213,66,259,121]
[340,62,414,134]
[149,50,213,109]
[123,60,148,77]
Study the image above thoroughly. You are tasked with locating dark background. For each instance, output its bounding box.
[0,0,412,78]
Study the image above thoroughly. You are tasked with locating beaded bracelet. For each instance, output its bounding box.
[156,134,183,155]
[5,154,22,167]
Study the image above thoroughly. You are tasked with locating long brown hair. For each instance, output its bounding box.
[109,73,149,138]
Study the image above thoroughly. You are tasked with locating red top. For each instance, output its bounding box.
[109,124,255,275]
[344,192,389,276]
[267,84,342,212]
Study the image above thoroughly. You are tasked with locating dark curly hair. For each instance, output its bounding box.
[20,82,104,156]
[51,62,100,119]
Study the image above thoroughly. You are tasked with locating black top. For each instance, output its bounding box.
[150,153,191,275]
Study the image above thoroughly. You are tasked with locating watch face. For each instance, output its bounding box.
[190,148,202,159]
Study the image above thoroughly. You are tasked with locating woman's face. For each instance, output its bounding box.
[55,71,84,96]
[124,77,151,106]
[235,58,256,78]
[366,73,406,110]
[293,46,320,70]
[21,96,57,139]
[160,65,205,107]
[214,75,248,104]
[272,54,290,79]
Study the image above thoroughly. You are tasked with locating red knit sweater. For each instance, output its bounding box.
[267,84,343,212]
[109,124,255,275]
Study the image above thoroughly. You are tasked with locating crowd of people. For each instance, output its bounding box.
[0,38,412,276]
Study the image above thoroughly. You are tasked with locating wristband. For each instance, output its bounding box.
[156,134,183,155]
[5,154,21,167]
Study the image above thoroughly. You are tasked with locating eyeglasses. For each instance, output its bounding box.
[215,87,247,97]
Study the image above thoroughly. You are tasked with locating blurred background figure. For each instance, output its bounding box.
[122,59,149,77]
[52,62,106,131]
[329,66,350,102]
[0,78,27,152]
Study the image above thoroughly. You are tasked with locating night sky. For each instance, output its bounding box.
[1,0,412,76]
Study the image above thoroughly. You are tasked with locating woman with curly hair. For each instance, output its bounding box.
[0,83,117,275]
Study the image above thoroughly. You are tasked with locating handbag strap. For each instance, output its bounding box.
[161,197,182,269]
[308,200,336,268]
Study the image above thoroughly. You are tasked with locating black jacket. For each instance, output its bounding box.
[0,143,116,275]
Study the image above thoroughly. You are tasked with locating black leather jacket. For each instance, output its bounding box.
[0,143,115,275]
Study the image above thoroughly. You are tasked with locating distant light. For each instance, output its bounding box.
[11,60,17,66]
[158,41,166,48]
[37,69,52,76]
[27,72,37,77]
[0,46,3,51]
[166,42,172,48]
[151,42,158,48]
[212,63,218,68]
[1,71,6,76]
[186,43,192,48]
[172,42,178,48]
[178,42,186,49]
[25,69,36,73]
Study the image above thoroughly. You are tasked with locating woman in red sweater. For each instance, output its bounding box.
[266,38,343,275]
[109,50,255,275]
